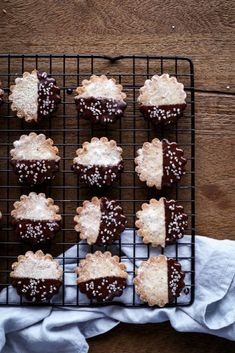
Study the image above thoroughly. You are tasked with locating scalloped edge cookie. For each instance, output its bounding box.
[138,74,187,125]
[10,250,63,302]
[75,75,127,124]
[10,133,60,185]
[11,192,61,245]
[75,251,128,302]
[136,198,188,247]
[72,137,123,187]
[134,255,185,306]
[9,70,61,122]
[74,196,126,245]
[135,138,187,189]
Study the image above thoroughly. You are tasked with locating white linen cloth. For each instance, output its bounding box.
[0,232,234,352]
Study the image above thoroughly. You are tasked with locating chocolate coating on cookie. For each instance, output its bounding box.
[37,71,61,121]
[10,159,60,186]
[96,198,126,245]
[135,198,187,248]
[75,97,127,124]
[75,75,126,124]
[140,103,186,126]
[134,255,185,306]
[162,139,187,187]
[72,161,124,187]
[10,250,63,302]
[76,251,128,302]
[9,70,61,122]
[138,74,186,126]
[12,219,61,245]
[167,259,185,303]
[11,277,62,302]
[164,199,188,245]
[74,197,126,245]
[79,276,127,302]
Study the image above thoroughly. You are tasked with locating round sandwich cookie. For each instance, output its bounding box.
[10,250,63,302]
[75,251,128,302]
[72,137,123,187]
[74,197,126,245]
[10,132,60,186]
[138,73,186,126]
[74,75,127,124]
[135,138,187,190]
[136,198,188,247]
[9,69,61,123]
[134,255,185,307]
[11,192,61,245]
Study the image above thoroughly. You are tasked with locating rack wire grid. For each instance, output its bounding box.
[0,54,195,307]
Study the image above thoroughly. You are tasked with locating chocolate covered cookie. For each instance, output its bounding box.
[134,255,185,306]
[74,197,126,245]
[75,75,127,124]
[10,132,60,186]
[138,74,186,125]
[72,137,123,187]
[10,250,63,302]
[136,198,188,247]
[9,70,61,122]
[75,251,128,302]
[135,138,187,189]
[11,192,61,245]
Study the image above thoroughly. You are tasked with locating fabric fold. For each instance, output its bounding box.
[0,234,234,353]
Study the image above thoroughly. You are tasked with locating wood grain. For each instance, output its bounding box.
[196,93,235,238]
[0,0,234,351]
[89,322,235,353]
[0,0,235,91]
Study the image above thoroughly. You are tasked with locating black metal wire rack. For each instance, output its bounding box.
[0,54,195,307]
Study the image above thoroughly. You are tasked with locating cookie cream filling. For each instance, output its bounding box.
[76,251,127,283]
[0,88,4,103]
[11,193,61,221]
[134,255,168,307]
[138,74,186,106]
[75,202,101,243]
[9,70,38,121]
[11,251,62,280]
[74,138,122,167]
[135,139,163,189]
[136,198,166,247]
[79,258,123,280]
[75,75,126,100]
[10,133,60,161]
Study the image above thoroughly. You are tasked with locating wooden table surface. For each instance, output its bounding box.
[0,0,234,351]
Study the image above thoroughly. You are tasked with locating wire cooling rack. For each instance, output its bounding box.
[0,54,195,307]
